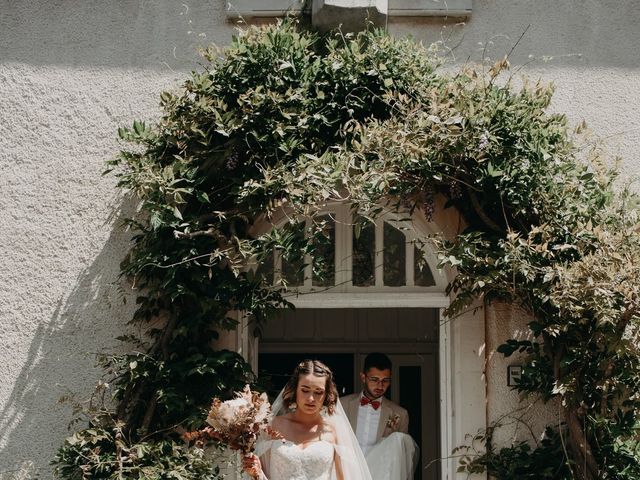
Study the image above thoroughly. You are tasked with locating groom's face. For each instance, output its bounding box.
[360,367,392,399]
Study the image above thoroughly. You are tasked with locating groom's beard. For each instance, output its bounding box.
[363,383,387,400]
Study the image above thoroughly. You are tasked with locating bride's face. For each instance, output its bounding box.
[295,373,327,415]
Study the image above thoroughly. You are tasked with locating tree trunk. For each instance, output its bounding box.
[543,332,599,480]
[564,408,599,480]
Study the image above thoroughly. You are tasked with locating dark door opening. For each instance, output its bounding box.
[258,352,355,400]
[258,307,440,480]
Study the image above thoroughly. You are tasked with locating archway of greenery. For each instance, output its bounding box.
[54,20,640,480]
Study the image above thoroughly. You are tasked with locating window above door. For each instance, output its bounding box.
[251,203,447,293]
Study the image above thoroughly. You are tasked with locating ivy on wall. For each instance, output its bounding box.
[54,20,640,479]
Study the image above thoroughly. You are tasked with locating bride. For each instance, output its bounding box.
[242,359,372,480]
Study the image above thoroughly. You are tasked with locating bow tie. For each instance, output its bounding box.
[360,396,381,410]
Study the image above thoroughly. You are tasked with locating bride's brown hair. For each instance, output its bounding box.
[282,359,339,414]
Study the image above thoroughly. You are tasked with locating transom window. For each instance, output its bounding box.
[253,204,445,292]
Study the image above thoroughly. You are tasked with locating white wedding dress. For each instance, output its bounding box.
[266,439,335,480]
[249,390,372,480]
[364,432,419,480]
[260,434,418,480]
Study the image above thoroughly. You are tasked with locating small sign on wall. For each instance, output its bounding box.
[507,365,522,387]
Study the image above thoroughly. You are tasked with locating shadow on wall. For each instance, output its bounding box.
[0,0,234,70]
[1,0,640,70]
[0,199,137,480]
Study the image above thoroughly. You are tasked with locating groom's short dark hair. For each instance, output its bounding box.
[363,352,392,373]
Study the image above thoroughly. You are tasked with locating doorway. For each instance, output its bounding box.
[258,307,441,480]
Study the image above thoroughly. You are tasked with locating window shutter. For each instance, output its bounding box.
[226,0,304,18]
[226,0,471,18]
[388,0,471,16]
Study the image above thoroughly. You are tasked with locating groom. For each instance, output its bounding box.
[342,353,418,480]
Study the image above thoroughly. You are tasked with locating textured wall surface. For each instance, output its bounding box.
[390,0,640,177]
[1,0,639,478]
[0,1,236,477]
[485,303,560,447]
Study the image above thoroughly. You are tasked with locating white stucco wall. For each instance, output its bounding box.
[0,2,237,477]
[485,303,560,447]
[1,1,639,478]
[390,0,640,177]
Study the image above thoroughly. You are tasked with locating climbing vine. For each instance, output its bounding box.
[54,19,640,479]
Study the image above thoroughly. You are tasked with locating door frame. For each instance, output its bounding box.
[253,292,456,480]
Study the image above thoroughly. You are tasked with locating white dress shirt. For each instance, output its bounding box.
[355,395,382,455]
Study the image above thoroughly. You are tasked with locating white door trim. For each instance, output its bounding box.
[284,292,450,309]
[254,297,456,480]
[439,308,454,480]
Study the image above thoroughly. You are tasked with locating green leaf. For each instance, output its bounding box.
[197,191,210,203]
[487,162,503,177]
[150,212,163,230]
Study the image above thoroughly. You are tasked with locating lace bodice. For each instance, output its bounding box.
[269,440,335,480]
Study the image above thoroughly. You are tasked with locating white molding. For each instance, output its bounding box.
[406,238,415,287]
[284,291,450,308]
[336,206,351,289]
[260,341,438,353]
[439,308,455,480]
[375,220,384,287]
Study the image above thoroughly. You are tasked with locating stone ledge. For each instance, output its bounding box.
[226,0,472,20]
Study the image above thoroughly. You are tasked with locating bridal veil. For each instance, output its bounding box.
[251,388,373,480]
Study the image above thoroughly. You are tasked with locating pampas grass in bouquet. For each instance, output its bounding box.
[184,385,274,477]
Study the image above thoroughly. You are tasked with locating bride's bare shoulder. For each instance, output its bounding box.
[272,413,294,430]
[321,419,338,443]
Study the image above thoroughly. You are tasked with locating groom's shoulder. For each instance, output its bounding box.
[341,392,359,404]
